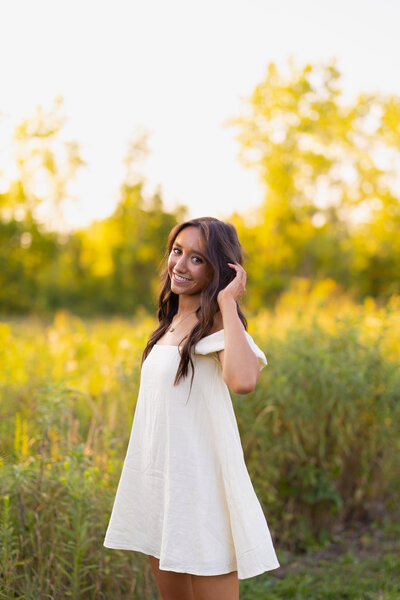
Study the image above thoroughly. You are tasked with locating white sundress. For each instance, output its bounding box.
[103,329,280,580]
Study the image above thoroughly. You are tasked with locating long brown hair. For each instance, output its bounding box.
[141,217,248,394]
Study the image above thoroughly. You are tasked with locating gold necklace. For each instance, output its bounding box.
[168,310,197,332]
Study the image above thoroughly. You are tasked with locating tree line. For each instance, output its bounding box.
[1,60,399,316]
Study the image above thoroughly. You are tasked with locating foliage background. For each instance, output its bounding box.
[1,60,400,598]
[1,61,400,315]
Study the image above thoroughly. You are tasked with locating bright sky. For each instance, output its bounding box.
[0,0,399,231]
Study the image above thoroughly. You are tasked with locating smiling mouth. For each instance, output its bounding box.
[172,272,191,283]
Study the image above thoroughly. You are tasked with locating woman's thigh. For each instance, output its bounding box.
[148,555,194,600]
[191,570,239,600]
[148,555,239,600]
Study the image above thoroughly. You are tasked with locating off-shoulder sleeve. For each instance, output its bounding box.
[194,329,268,370]
[194,329,225,354]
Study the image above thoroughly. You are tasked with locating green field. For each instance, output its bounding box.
[1,282,399,599]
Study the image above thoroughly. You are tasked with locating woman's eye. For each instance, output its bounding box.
[172,248,201,263]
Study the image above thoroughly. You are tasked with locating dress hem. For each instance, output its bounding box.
[103,540,280,580]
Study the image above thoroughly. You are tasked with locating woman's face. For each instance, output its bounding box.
[168,226,213,296]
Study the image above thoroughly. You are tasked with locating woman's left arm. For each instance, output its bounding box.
[217,263,260,395]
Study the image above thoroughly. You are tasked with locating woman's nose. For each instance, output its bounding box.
[175,255,188,271]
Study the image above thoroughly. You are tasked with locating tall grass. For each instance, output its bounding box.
[238,317,400,550]
[1,279,399,598]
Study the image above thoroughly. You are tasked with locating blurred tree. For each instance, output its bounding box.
[0,110,186,315]
[8,95,85,232]
[227,59,400,307]
[34,130,186,315]
[0,97,85,313]
[0,199,60,314]
[85,131,187,313]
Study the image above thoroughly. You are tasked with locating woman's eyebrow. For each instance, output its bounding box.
[174,242,206,259]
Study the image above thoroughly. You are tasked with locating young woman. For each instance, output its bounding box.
[103,217,280,600]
